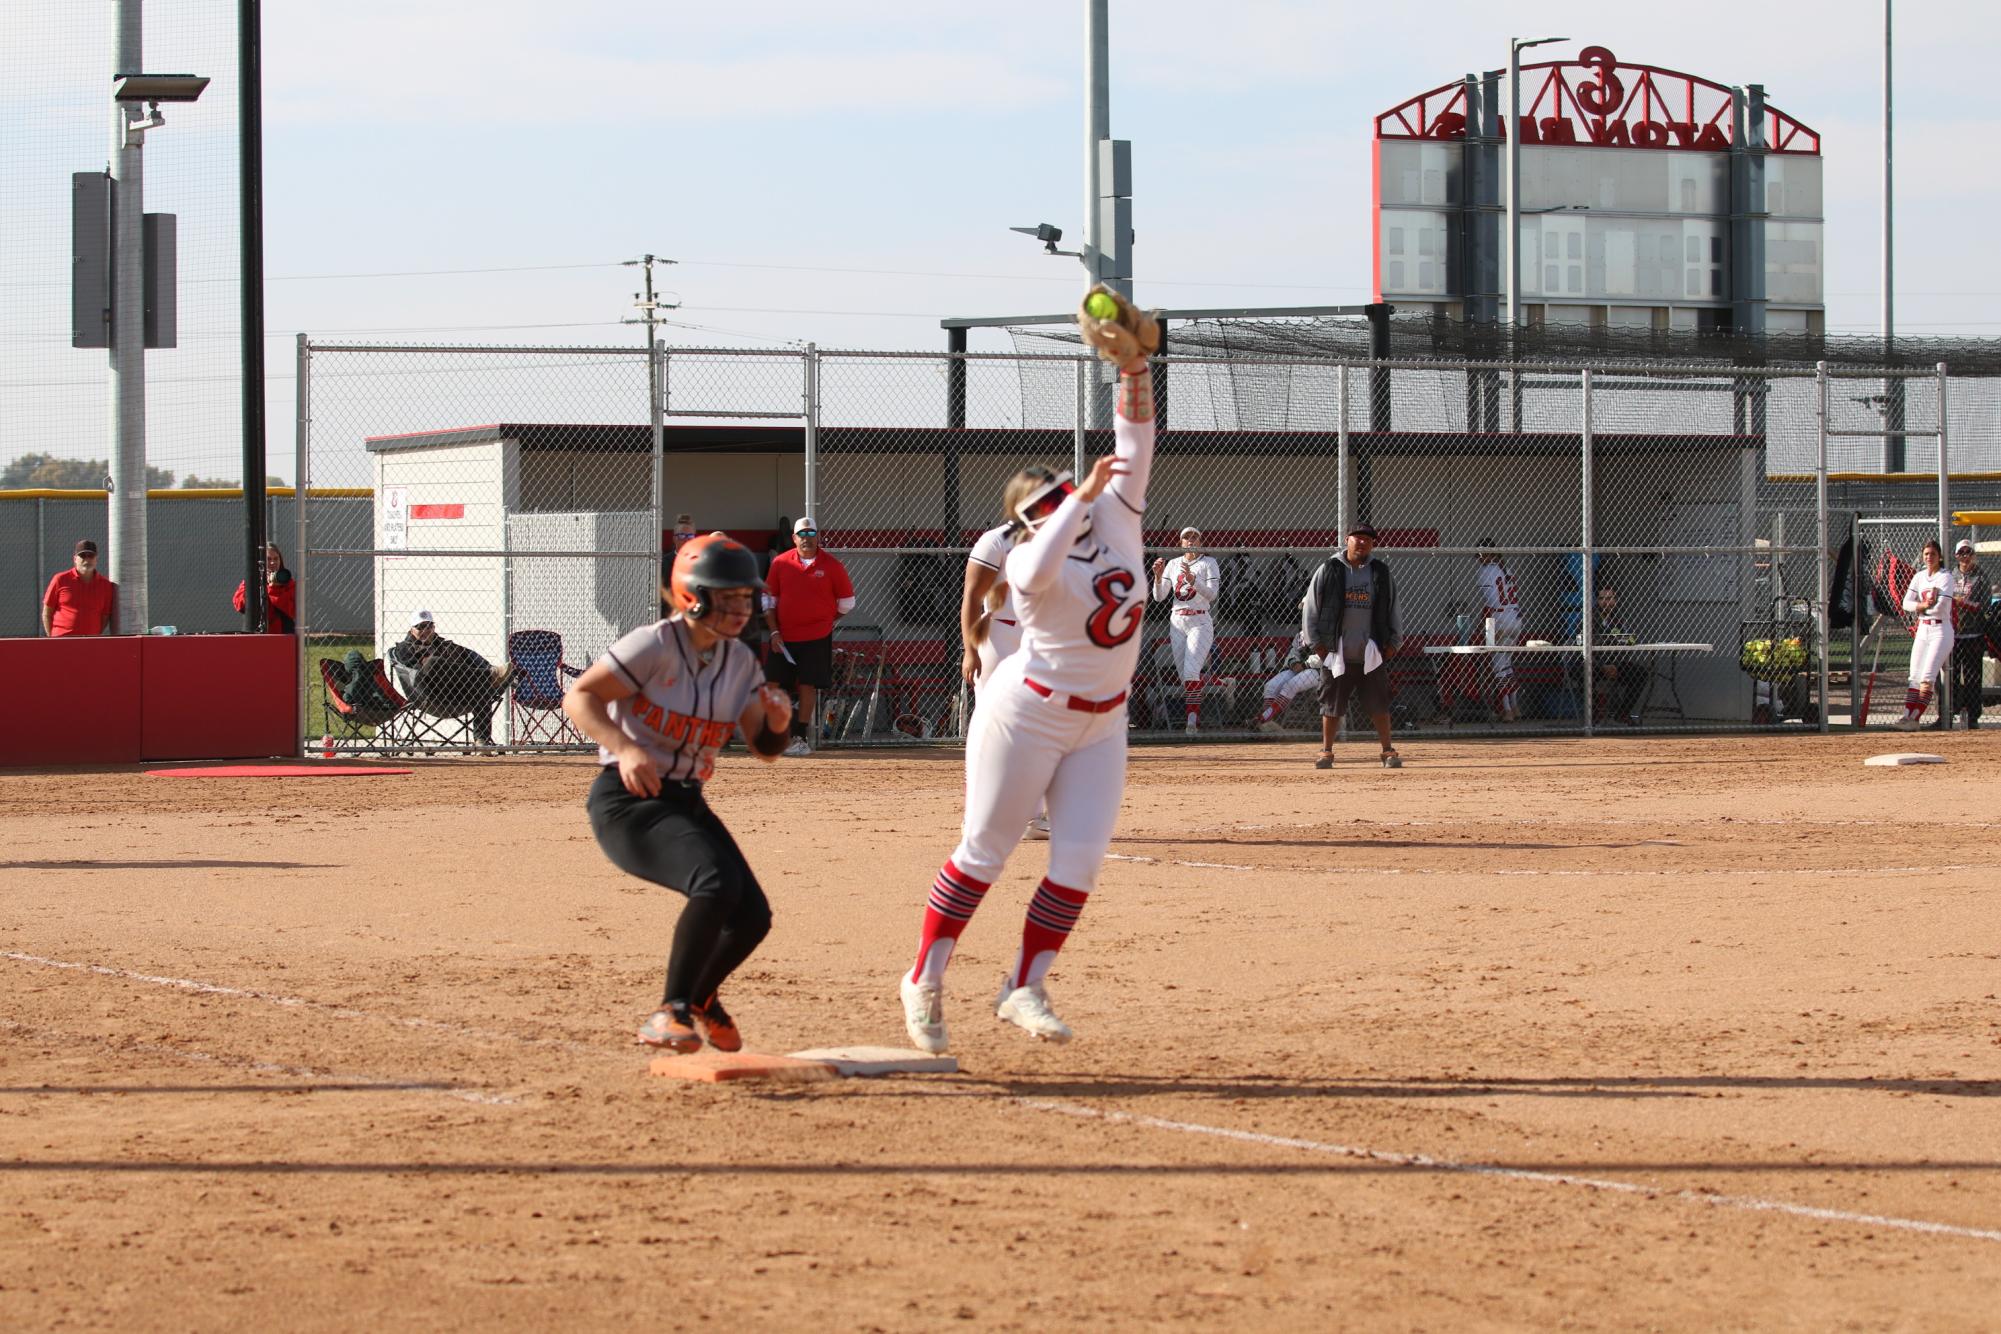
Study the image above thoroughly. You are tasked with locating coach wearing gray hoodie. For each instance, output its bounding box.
[1301,523,1401,769]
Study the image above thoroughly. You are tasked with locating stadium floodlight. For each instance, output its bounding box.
[112,73,210,103]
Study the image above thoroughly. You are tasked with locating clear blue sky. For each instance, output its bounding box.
[3,1,1990,483]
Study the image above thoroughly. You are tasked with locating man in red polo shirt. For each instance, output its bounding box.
[764,516,856,756]
[42,539,118,637]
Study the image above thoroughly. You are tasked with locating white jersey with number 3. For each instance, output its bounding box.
[1004,415,1154,700]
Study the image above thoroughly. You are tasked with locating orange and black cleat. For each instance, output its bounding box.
[691,995,743,1052]
[636,1003,701,1054]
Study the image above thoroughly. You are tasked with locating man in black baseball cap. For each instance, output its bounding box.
[1300,523,1402,768]
[42,539,117,636]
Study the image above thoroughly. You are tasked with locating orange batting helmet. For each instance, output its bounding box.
[666,534,763,620]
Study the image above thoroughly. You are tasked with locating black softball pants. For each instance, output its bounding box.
[586,765,773,1008]
[1950,639,1985,723]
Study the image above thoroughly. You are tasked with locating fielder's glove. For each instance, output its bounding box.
[1077,285,1160,372]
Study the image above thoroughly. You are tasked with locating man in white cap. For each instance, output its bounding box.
[764,517,857,755]
[1150,526,1221,734]
[387,609,514,746]
[1948,539,1991,730]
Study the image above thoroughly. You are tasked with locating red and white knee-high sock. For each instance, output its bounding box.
[1008,878,1089,990]
[1903,686,1924,717]
[1258,697,1283,724]
[909,859,989,987]
[1183,681,1202,723]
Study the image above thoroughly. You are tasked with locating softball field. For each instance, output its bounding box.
[2,734,1997,1330]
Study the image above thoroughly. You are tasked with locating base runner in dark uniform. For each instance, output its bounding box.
[563,535,795,1054]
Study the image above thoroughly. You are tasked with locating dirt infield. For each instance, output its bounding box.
[3,733,1997,1330]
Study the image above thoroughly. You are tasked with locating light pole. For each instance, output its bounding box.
[1505,36,1567,330]
[106,9,207,635]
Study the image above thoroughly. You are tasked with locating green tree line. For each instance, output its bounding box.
[1,453,280,490]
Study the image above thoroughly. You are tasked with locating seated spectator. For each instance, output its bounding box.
[333,649,399,715]
[672,514,698,551]
[43,539,117,637]
[1590,585,1646,724]
[387,610,516,744]
[232,543,297,633]
[1255,635,1326,733]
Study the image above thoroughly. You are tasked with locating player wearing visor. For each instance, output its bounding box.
[899,286,1159,1053]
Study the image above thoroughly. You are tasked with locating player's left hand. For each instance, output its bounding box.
[961,646,981,687]
[1074,453,1129,504]
[759,683,794,733]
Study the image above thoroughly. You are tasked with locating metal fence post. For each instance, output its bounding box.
[1937,361,1952,724]
[34,496,46,619]
[1580,368,1594,738]
[293,333,311,755]
[1815,361,1831,731]
[1936,362,1950,546]
[650,338,665,562]
[1073,357,1088,478]
[803,344,819,522]
[1335,361,1350,534]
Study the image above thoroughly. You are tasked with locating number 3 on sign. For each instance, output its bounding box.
[1086,570,1140,648]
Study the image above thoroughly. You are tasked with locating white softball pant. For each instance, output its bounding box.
[952,654,1127,893]
[976,615,1022,686]
[1909,621,1955,686]
[1263,667,1320,702]
[1488,611,1522,682]
[1169,612,1214,681]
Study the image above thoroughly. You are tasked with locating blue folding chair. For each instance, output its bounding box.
[507,630,584,746]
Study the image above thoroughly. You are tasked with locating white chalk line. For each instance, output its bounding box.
[1231,817,2001,832]
[0,1018,517,1106]
[1106,855,1981,879]
[1106,853,1256,872]
[0,950,615,1097]
[1015,1099,2001,1245]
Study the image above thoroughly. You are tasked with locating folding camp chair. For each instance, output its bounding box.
[319,657,408,751]
[379,653,516,753]
[508,629,584,746]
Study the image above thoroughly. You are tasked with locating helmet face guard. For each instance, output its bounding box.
[1012,471,1076,532]
[666,535,764,623]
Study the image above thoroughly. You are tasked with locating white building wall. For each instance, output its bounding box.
[372,437,515,672]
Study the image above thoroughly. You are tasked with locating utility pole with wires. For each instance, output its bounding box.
[622,254,678,557]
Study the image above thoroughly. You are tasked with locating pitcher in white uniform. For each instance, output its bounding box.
[1474,540,1523,722]
[1896,538,1955,730]
[899,286,1159,1052]
[1151,527,1222,734]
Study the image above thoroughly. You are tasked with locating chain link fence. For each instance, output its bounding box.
[298,339,1992,752]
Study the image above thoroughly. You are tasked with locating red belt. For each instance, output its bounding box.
[1025,677,1128,713]
[1173,608,1206,616]
[1919,617,1945,625]
[994,617,1017,626]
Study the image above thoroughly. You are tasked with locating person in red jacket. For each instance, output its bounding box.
[42,540,117,636]
[233,543,298,633]
[763,517,856,756]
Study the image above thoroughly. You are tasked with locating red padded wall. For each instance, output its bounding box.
[140,634,297,760]
[0,635,296,768]
[0,636,143,765]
